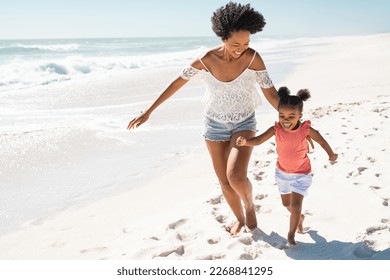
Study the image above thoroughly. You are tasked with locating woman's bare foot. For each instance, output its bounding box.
[297,214,305,233]
[225,221,245,236]
[245,207,258,230]
[287,233,297,247]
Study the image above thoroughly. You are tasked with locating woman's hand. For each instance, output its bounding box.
[127,111,149,130]
[329,153,338,164]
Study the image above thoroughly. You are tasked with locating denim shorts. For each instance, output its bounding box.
[203,113,257,141]
[275,168,313,197]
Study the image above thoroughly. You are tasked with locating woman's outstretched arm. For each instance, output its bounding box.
[127,76,189,130]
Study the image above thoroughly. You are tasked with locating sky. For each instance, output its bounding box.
[0,0,389,39]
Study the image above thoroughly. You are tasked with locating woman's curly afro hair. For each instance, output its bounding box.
[211,2,266,40]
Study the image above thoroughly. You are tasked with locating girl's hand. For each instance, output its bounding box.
[329,153,338,164]
[127,111,149,130]
[236,136,247,147]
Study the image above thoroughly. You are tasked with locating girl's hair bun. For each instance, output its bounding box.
[296,89,311,101]
[277,86,290,98]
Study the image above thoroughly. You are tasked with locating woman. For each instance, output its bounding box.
[127,2,278,236]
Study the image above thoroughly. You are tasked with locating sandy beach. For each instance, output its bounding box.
[0,33,389,262]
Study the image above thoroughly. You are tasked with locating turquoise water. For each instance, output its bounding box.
[0,37,221,90]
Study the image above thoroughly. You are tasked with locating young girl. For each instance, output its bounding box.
[236,86,338,246]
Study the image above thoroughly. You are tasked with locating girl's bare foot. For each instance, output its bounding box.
[297,214,305,233]
[225,221,245,236]
[245,207,258,230]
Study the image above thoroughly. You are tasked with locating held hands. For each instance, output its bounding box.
[236,136,248,147]
[127,111,149,130]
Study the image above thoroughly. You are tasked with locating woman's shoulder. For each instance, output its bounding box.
[247,49,266,71]
[190,46,221,70]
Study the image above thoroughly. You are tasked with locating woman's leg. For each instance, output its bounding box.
[205,139,246,235]
[205,130,256,234]
[227,131,257,230]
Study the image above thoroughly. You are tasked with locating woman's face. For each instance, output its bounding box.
[223,30,250,58]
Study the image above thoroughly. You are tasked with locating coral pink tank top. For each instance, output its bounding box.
[274,120,311,174]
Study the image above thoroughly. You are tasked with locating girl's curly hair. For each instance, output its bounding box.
[211,2,266,40]
[278,86,311,112]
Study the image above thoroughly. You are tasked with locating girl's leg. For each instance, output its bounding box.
[205,140,245,235]
[281,193,305,245]
[287,192,304,245]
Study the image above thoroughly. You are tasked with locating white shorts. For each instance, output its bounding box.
[275,168,313,197]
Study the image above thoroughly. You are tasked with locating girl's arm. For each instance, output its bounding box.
[236,127,275,147]
[308,127,338,162]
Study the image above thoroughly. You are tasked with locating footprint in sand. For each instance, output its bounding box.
[347,167,368,178]
[267,148,275,154]
[254,204,261,213]
[365,225,388,235]
[208,194,223,205]
[381,218,390,224]
[151,217,198,257]
[155,245,185,258]
[80,246,108,254]
[239,253,255,260]
[241,245,264,259]
[213,214,228,224]
[367,157,376,163]
[176,231,197,242]
[253,170,266,181]
[255,194,268,201]
[150,236,160,241]
[167,218,187,230]
[207,238,220,245]
[254,160,271,168]
[358,167,368,173]
[238,236,253,246]
[168,218,198,241]
[196,253,225,260]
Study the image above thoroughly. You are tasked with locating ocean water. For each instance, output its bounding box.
[0,36,327,235]
[0,37,221,91]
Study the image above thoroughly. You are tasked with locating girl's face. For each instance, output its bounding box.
[223,30,250,58]
[278,107,302,131]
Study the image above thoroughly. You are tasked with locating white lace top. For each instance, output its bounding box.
[180,52,274,123]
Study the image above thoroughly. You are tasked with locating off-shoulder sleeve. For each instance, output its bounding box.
[255,70,274,88]
[180,66,201,80]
